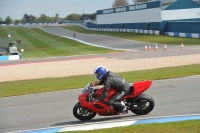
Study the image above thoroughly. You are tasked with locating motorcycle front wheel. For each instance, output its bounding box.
[73,102,96,121]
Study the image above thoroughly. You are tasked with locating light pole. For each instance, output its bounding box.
[8,34,11,43]
[0,37,2,47]
[4,37,7,47]
[8,34,12,55]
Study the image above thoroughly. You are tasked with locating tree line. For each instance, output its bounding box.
[0,13,96,24]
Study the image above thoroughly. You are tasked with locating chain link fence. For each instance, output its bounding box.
[0,37,8,55]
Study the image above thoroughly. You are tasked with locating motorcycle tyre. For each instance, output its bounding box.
[130,93,155,115]
[73,102,96,121]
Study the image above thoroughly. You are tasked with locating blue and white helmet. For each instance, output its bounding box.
[94,66,107,80]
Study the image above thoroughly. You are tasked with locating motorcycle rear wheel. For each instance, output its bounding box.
[130,93,155,115]
[73,102,96,121]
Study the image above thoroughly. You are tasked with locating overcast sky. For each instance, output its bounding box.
[0,0,134,20]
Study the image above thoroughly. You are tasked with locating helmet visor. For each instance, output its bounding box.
[95,72,101,80]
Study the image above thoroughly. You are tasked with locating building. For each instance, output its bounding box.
[86,0,200,34]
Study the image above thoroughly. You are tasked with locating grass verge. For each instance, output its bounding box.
[59,119,200,133]
[61,26,200,45]
[0,27,116,59]
[0,64,200,98]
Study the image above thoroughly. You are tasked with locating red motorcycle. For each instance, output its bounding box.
[73,80,155,121]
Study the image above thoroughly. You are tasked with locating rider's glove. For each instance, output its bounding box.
[91,82,98,87]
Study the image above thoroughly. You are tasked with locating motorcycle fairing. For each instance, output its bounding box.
[122,80,152,100]
[78,92,116,115]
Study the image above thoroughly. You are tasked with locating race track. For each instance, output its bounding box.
[0,76,200,133]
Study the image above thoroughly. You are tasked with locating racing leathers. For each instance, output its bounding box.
[95,71,130,110]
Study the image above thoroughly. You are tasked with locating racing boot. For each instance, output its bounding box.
[120,101,128,114]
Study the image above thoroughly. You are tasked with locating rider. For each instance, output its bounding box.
[91,66,130,113]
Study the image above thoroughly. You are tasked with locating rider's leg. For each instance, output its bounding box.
[108,90,129,112]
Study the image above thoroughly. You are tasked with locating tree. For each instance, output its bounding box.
[37,14,55,22]
[51,16,57,22]
[134,0,149,3]
[112,0,129,8]
[80,14,88,20]
[37,14,48,22]
[22,14,29,22]
[89,13,96,20]
[79,13,96,20]
[22,14,36,22]
[0,18,3,21]
[29,15,36,22]
[5,16,13,24]
[14,19,22,23]
[66,13,80,20]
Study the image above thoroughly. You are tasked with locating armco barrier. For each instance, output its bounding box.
[0,23,79,26]
[79,25,160,35]
[164,32,200,38]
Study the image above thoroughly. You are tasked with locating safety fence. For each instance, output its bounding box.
[79,25,160,35]
[0,37,8,50]
[164,32,200,38]
[0,23,53,26]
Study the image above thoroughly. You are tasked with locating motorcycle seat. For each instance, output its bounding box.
[126,86,134,96]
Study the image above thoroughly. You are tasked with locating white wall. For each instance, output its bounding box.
[97,8,162,24]
[9,55,20,60]
[162,8,200,21]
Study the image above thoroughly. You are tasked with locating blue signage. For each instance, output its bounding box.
[97,1,161,15]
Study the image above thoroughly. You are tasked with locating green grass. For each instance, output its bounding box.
[0,27,116,58]
[61,26,200,45]
[0,64,200,98]
[60,120,200,133]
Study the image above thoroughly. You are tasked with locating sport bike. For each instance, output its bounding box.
[73,80,155,121]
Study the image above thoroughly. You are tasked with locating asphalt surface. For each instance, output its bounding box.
[0,76,200,132]
[40,26,148,51]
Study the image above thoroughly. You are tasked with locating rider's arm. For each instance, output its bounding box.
[98,82,111,100]
[91,79,104,86]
